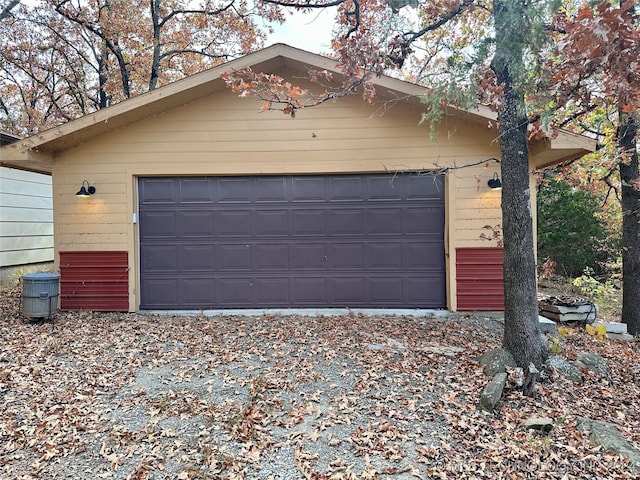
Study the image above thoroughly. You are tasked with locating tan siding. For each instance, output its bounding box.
[449,159,503,249]
[53,88,507,310]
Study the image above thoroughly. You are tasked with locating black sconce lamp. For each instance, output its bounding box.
[488,172,502,190]
[76,180,96,197]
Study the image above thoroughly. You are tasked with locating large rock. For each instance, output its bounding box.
[538,315,557,334]
[523,417,554,433]
[546,355,583,383]
[609,332,636,341]
[480,372,508,410]
[577,417,640,473]
[575,351,607,375]
[477,348,517,377]
[592,321,627,334]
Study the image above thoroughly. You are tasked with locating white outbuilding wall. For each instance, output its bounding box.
[0,166,54,286]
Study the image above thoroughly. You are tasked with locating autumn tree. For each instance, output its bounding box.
[0,0,19,20]
[0,0,283,134]
[488,0,550,383]
[543,1,640,335]
[227,0,559,389]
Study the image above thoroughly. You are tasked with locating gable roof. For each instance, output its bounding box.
[0,43,595,173]
[1,131,20,146]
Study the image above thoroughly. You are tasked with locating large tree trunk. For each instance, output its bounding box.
[618,113,640,336]
[491,0,545,377]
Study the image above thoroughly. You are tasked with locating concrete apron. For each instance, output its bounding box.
[141,308,452,318]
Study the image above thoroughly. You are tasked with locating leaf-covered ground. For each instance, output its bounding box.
[1,286,638,479]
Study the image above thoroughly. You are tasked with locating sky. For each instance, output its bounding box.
[265,8,337,54]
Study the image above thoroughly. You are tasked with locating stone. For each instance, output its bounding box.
[367,338,407,352]
[593,322,627,334]
[538,315,557,334]
[539,302,598,315]
[479,372,507,410]
[538,302,598,322]
[420,346,465,357]
[523,362,539,397]
[477,348,517,377]
[546,355,583,383]
[523,417,554,433]
[577,417,640,473]
[609,333,636,341]
[575,351,607,376]
[386,338,406,351]
[539,310,597,322]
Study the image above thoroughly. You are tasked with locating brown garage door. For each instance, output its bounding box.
[138,174,445,309]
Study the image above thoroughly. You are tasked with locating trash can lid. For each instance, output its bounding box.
[22,272,60,280]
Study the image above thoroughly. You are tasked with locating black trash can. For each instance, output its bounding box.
[22,272,60,320]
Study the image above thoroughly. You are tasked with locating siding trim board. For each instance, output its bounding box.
[456,247,504,311]
[59,251,129,311]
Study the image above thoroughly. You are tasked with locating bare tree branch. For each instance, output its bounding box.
[0,0,20,21]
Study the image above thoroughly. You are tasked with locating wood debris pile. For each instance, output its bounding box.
[539,295,598,323]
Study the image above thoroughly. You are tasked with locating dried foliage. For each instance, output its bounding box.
[1,286,638,479]
[0,0,283,134]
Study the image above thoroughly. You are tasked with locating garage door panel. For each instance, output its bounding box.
[180,178,213,203]
[255,278,290,304]
[292,210,326,235]
[142,279,179,307]
[140,178,176,203]
[216,278,253,304]
[255,244,290,270]
[329,176,364,201]
[217,244,252,270]
[408,277,446,304]
[292,176,325,201]
[182,278,215,305]
[406,242,446,270]
[139,174,445,309]
[219,178,252,203]
[367,243,403,269]
[180,245,215,270]
[179,211,214,236]
[141,211,177,238]
[367,176,403,201]
[292,243,327,269]
[331,277,365,304]
[406,175,444,200]
[294,277,327,303]
[368,277,403,303]
[330,243,365,269]
[330,209,364,235]
[253,210,289,237]
[366,208,403,235]
[143,245,177,271]
[405,207,445,234]
[216,210,252,236]
[255,177,287,202]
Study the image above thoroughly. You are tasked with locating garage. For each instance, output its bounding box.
[138,174,446,309]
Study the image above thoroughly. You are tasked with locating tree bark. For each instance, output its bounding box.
[618,113,640,336]
[491,0,545,379]
[149,0,162,91]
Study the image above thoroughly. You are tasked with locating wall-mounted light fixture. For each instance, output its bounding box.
[488,172,502,190]
[76,180,96,197]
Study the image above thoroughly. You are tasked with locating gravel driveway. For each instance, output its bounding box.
[0,298,502,480]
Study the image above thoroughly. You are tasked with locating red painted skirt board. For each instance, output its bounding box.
[59,251,128,311]
[456,247,505,311]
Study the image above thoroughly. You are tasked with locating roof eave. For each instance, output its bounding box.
[532,130,598,169]
[0,43,597,173]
